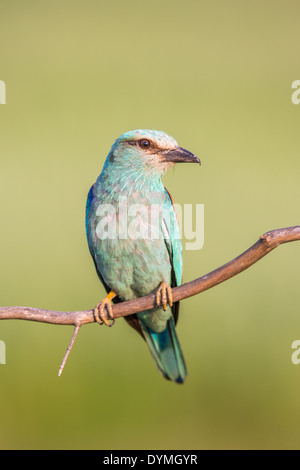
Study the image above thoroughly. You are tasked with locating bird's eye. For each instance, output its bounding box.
[138,139,151,149]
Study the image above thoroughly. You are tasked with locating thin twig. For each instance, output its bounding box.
[58,324,81,376]
[1,226,299,324]
[0,225,299,374]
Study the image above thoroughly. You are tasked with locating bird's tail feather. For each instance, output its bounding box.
[138,316,187,384]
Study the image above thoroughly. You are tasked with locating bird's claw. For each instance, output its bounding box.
[156,281,173,311]
[94,298,115,327]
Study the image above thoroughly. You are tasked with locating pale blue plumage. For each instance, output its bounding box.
[86,129,200,383]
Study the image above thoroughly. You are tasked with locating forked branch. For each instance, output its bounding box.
[0,225,299,375]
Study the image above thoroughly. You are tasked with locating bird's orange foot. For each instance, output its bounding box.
[156,281,173,311]
[94,291,116,327]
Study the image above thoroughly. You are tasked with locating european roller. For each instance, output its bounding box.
[86,130,200,383]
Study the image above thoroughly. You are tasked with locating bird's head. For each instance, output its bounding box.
[106,129,200,177]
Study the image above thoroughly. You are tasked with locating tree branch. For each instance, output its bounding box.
[1,225,299,375]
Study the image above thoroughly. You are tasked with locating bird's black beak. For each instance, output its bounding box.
[160,147,201,165]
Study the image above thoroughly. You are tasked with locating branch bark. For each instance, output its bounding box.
[1,225,299,375]
[1,226,300,325]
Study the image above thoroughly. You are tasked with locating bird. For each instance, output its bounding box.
[86,129,200,383]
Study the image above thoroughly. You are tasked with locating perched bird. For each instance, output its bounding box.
[86,130,200,383]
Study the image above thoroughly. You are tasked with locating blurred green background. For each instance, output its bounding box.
[1,0,300,450]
